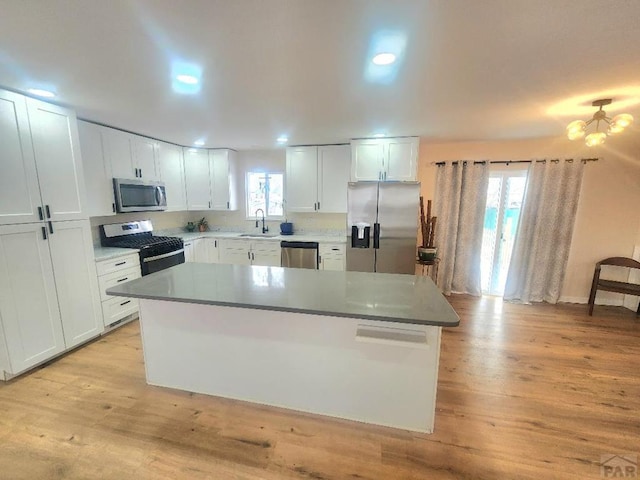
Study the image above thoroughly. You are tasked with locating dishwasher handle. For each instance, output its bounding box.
[280,241,319,249]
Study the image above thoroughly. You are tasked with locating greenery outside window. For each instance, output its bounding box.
[246,172,284,219]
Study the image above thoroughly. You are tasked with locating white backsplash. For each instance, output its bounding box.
[90,210,347,246]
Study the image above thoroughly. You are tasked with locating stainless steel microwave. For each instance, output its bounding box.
[113,178,167,213]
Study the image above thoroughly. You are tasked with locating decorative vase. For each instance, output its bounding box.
[418,247,437,262]
[198,224,207,232]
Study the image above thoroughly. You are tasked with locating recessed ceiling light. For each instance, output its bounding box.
[28,88,56,98]
[276,136,288,144]
[193,140,205,146]
[176,74,199,85]
[372,53,396,65]
[171,61,202,94]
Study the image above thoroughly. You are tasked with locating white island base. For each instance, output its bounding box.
[138,299,442,433]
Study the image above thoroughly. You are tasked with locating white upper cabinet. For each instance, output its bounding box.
[184,148,238,211]
[385,137,419,181]
[78,121,116,217]
[0,223,66,375]
[286,146,318,213]
[286,145,349,213]
[103,127,134,179]
[131,136,160,181]
[0,90,87,225]
[184,148,211,210]
[0,90,42,225]
[26,98,87,221]
[210,149,238,211]
[103,128,161,181]
[318,145,350,213]
[157,141,187,211]
[350,137,419,182]
[350,140,384,182]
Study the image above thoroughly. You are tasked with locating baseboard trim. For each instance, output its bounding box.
[558,296,624,306]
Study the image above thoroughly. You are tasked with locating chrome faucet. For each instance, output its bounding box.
[255,208,268,234]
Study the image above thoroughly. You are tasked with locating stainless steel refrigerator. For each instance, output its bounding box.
[346,182,420,274]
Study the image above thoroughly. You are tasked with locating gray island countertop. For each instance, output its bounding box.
[107,263,460,327]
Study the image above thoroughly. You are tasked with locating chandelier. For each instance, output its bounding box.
[566,99,634,147]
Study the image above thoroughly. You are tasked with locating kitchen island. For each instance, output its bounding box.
[107,263,459,433]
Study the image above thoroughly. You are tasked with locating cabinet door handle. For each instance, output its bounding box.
[252,252,255,261]
[214,240,217,248]
[42,226,47,240]
[139,168,142,177]
[247,251,250,260]
[227,201,229,209]
[116,277,129,283]
[48,221,54,234]
[115,261,126,266]
[317,201,320,210]
[120,300,131,306]
[45,205,51,219]
[38,206,44,221]
[112,202,116,213]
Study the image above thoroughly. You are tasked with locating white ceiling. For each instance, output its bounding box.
[2,0,640,149]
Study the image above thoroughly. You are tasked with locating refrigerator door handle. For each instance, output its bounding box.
[373,223,380,249]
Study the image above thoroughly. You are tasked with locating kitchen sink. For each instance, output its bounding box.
[239,233,279,238]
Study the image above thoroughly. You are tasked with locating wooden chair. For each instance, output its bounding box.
[588,257,640,316]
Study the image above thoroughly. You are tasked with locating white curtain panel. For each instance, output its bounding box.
[504,160,585,304]
[434,162,489,296]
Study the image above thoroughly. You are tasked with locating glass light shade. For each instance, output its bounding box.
[607,123,625,134]
[585,132,606,147]
[566,120,586,140]
[611,113,633,128]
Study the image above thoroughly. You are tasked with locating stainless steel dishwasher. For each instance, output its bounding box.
[280,241,319,269]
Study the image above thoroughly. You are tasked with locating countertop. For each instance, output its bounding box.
[176,231,347,244]
[93,246,139,262]
[106,262,460,327]
[94,231,346,262]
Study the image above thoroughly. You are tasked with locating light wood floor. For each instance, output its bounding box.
[1,296,638,480]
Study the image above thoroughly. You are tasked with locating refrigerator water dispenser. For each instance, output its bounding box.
[351,222,371,248]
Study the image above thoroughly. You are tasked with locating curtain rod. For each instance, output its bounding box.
[433,157,599,166]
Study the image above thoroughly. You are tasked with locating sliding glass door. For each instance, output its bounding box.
[481,170,527,296]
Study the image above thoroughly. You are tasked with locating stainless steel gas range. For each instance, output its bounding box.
[99,220,185,275]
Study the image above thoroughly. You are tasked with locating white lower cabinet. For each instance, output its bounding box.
[193,238,208,263]
[95,253,140,329]
[319,243,346,271]
[183,240,195,262]
[0,220,102,379]
[219,239,252,265]
[252,242,282,266]
[47,221,103,348]
[205,238,220,263]
[219,239,280,266]
[184,238,208,263]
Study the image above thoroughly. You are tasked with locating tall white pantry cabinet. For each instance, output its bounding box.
[0,89,102,379]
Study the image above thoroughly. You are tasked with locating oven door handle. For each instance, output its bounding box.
[142,248,184,263]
